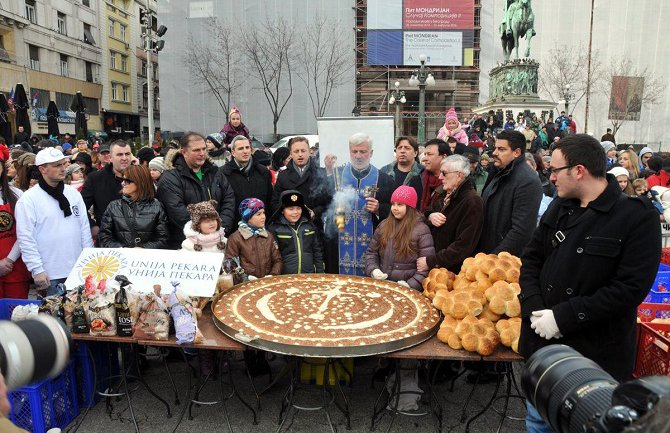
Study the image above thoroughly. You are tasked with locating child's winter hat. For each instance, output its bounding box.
[187,200,221,230]
[445,107,459,125]
[272,190,310,221]
[64,163,82,178]
[229,106,241,118]
[390,185,418,210]
[148,156,165,174]
[239,198,264,222]
[206,133,224,149]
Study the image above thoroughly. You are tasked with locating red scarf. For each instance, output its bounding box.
[420,171,442,212]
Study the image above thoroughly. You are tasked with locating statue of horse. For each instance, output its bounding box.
[500,0,536,61]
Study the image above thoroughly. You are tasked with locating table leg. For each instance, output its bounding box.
[225,350,258,424]
[463,362,504,433]
[133,344,172,417]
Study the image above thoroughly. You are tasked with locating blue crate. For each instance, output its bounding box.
[0,298,40,320]
[645,271,670,303]
[74,341,119,407]
[8,361,78,433]
[659,263,670,273]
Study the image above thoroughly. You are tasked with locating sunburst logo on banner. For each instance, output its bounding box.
[81,254,121,282]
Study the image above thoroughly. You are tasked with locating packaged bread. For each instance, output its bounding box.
[167,281,203,345]
[88,295,117,336]
[133,284,169,340]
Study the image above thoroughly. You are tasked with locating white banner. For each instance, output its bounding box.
[403,31,462,66]
[64,248,223,298]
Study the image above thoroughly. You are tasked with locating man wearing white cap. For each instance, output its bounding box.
[15,148,93,295]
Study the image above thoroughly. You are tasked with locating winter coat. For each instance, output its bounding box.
[380,162,424,208]
[225,224,282,278]
[647,170,670,189]
[519,176,661,380]
[98,196,168,248]
[220,158,274,228]
[221,122,250,145]
[156,154,235,248]
[271,161,333,226]
[268,216,324,274]
[364,216,435,290]
[437,124,469,145]
[181,221,227,253]
[478,156,543,255]
[425,180,484,273]
[81,163,122,224]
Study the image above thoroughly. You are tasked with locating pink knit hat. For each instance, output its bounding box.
[391,185,418,209]
[445,107,458,125]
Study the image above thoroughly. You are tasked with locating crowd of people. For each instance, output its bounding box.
[0,105,664,432]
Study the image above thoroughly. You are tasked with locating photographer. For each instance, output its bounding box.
[518,134,661,433]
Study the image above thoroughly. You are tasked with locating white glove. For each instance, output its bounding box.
[264,274,273,278]
[247,275,258,281]
[397,280,410,288]
[530,310,562,340]
[371,269,388,280]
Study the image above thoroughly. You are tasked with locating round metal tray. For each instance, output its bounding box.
[210,275,441,358]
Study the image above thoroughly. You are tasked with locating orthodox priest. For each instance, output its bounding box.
[323,133,394,275]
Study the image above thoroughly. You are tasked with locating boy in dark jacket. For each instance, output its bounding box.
[268,190,324,274]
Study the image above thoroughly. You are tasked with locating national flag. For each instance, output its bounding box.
[7,87,14,111]
[31,90,38,107]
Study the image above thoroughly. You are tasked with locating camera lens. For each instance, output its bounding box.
[522,345,619,433]
[0,316,72,390]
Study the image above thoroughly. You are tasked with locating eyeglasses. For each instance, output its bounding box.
[120,178,134,185]
[440,170,460,176]
[547,165,575,175]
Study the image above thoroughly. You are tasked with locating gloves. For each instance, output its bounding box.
[397,280,410,288]
[247,275,258,281]
[371,269,388,280]
[530,310,562,340]
[264,275,273,278]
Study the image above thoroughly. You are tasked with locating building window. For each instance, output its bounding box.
[111,83,118,101]
[122,85,129,102]
[108,18,114,37]
[60,54,68,76]
[83,23,96,45]
[0,35,9,63]
[121,55,127,72]
[25,0,37,24]
[83,0,90,7]
[57,12,67,35]
[110,51,116,69]
[141,60,146,76]
[119,24,126,42]
[28,44,39,70]
[83,97,99,115]
[85,61,93,82]
[55,92,73,111]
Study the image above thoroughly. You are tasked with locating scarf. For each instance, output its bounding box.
[420,171,442,212]
[39,177,72,217]
[238,221,267,237]
[187,228,226,251]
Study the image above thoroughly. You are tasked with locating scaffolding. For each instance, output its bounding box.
[354,0,482,140]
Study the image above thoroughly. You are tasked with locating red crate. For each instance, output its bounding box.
[634,322,670,378]
[662,248,670,266]
[638,302,670,322]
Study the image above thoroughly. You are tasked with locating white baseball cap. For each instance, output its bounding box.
[35,147,67,166]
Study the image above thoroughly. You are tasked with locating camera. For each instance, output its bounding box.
[522,344,670,433]
[0,315,72,390]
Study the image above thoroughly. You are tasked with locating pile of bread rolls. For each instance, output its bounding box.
[423,252,523,355]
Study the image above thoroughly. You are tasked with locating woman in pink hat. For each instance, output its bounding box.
[437,107,469,145]
[365,185,434,290]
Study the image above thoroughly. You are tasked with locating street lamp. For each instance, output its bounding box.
[562,83,575,114]
[409,54,435,144]
[388,81,406,139]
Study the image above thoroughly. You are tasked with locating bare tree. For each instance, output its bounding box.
[296,17,353,119]
[184,17,239,118]
[538,43,602,116]
[243,19,295,141]
[599,58,665,136]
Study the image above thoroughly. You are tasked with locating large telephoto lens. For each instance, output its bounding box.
[522,345,619,433]
[0,315,72,390]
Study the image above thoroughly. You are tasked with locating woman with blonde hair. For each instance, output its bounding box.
[618,149,639,179]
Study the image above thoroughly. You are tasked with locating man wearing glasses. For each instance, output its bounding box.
[16,148,93,295]
[478,129,542,255]
[518,134,661,433]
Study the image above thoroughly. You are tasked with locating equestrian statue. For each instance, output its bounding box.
[500,0,536,61]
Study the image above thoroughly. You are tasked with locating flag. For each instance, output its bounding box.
[31,90,38,107]
[7,87,14,111]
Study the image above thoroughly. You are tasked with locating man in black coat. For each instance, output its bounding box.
[81,139,132,234]
[13,125,30,145]
[478,129,542,256]
[271,136,331,228]
[519,134,661,431]
[221,135,273,230]
[157,132,235,249]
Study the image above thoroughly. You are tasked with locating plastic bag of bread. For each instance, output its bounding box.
[88,294,117,336]
[167,281,203,345]
[484,281,521,317]
[133,284,169,340]
[11,303,39,321]
[114,275,133,337]
[496,317,521,353]
[440,289,487,319]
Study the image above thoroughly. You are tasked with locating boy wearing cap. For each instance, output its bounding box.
[268,190,324,275]
[15,148,93,295]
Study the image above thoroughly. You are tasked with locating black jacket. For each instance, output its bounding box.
[81,163,122,225]
[478,156,543,255]
[268,216,324,274]
[157,155,235,248]
[221,158,273,228]
[98,196,169,249]
[13,131,30,145]
[518,176,661,380]
[271,161,332,224]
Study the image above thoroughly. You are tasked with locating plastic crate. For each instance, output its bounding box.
[634,322,670,377]
[661,248,670,266]
[8,361,79,433]
[74,341,119,407]
[644,270,670,304]
[0,298,40,320]
[638,302,670,321]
